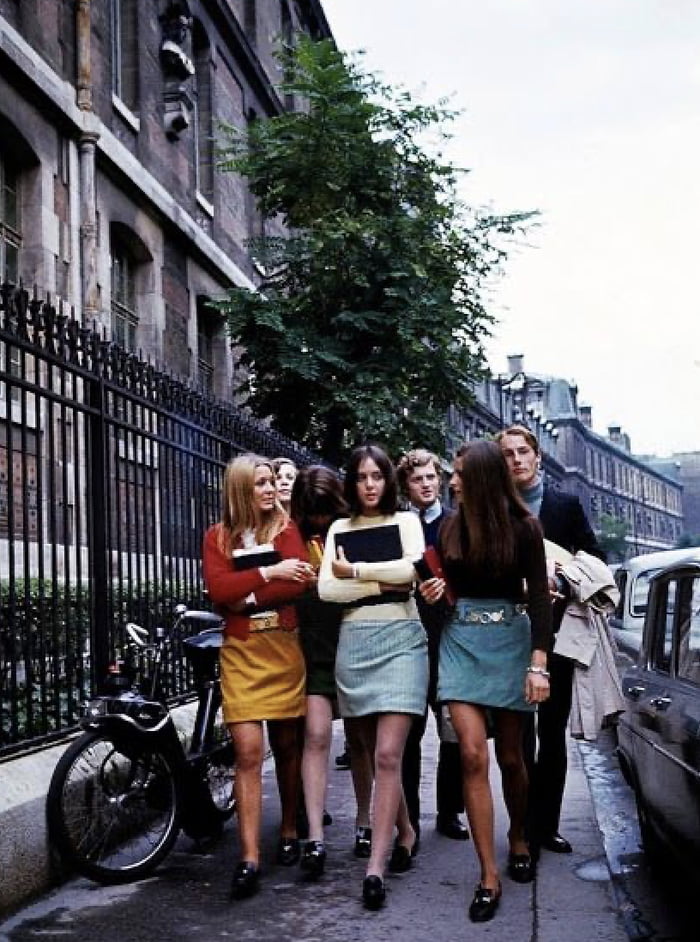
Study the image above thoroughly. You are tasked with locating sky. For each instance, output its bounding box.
[320,0,700,457]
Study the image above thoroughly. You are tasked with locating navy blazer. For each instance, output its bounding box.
[538,487,605,561]
[538,487,605,633]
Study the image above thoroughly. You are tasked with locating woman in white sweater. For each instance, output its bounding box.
[318,444,428,910]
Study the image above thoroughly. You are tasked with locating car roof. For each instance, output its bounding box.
[620,547,700,578]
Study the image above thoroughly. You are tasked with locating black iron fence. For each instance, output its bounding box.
[0,283,320,757]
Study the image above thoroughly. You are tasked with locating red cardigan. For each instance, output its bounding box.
[202,521,309,641]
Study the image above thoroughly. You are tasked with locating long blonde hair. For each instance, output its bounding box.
[217,454,288,555]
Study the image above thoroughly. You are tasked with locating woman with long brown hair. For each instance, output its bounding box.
[202,454,313,900]
[421,439,552,923]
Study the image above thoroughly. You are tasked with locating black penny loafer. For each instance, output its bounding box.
[362,874,386,910]
[354,826,372,858]
[507,852,535,883]
[468,882,501,923]
[230,861,260,900]
[436,814,470,841]
[387,836,419,873]
[540,832,573,854]
[276,836,301,866]
[300,840,326,879]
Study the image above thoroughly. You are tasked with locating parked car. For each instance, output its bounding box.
[616,550,700,882]
[610,548,697,660]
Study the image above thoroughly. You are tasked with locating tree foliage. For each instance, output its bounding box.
[217,37,534,464]
[598,513,629,562]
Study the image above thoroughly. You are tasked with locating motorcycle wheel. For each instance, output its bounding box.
[47,730,180,884]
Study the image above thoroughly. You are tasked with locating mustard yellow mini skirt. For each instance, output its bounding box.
[219,628,306,724]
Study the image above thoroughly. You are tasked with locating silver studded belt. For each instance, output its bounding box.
[462,604,528,624]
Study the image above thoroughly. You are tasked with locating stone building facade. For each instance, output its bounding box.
[0,0,330,398]
[463,358,684,557]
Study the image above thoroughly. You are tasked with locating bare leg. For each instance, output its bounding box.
[493,709,529,855]
[302,695,333,841]
[449,702,499,891]
[345,717,374,828]
[366,713,414,879]
[228,721,265,865]
[268,717,303,838]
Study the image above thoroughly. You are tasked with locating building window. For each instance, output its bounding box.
[197,299,216,395]
[111,0,139,112]
[193,22,213,205]
[110,243,138,351]
[0,151,21,283]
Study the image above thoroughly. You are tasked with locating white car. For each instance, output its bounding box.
[610,548,698,660]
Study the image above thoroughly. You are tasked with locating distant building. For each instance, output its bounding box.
[644,451,700,540]
[450,356,684,557]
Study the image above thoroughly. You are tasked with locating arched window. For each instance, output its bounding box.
[193,21,213,206]
[0,149,21,283]
[111,0,139,112]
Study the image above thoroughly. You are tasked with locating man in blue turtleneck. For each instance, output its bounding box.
[497,425,605,857]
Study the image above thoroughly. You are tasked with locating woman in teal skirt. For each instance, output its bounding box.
[318,444,428,910]
[420,440,552,924]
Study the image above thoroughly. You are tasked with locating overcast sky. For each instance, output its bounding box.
[321,0,700,457]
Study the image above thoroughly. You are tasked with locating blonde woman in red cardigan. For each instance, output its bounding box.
[202,454,313,901]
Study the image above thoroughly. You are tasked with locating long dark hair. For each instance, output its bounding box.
[290,465,348,539]
[343,444,398,516]
[441,439,536,573]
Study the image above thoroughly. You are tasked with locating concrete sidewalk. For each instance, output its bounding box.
[0,719,627,940]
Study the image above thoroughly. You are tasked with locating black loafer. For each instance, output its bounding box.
[436,814,470,841]
[540,832,572,854]
[276,836,301,866]
[468,882,501,923]
[507,852,535,883]
[354,826,372,858]
[387,836,419,873]
[300,840,326,879]
[362,874,386,910]
[230,861,260,900]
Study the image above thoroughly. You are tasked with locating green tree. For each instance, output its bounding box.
[598,513,629,562]
[217,37,533,464]
[675,532,700,548]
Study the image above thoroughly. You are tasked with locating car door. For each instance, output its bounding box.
[623,571,700,866]
[662,573,700,865]
[620,575,677,836]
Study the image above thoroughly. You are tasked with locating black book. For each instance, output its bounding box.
[232,544,281,571]
[334,524,403,564]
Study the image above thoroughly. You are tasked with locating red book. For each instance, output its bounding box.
[414,546,456,606]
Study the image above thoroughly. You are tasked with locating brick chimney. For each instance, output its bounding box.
[608,424,622,445]
[507,354,524,376]
[579,405,592,428]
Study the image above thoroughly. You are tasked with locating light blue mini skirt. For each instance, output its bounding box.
[437,597,534,713]
[335,618,429,718]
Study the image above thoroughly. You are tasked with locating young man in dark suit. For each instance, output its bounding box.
[497,425,605,855]
[397,449,469,843]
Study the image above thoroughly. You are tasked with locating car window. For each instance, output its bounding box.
[614,570,627,619]
[651,578,677,673]
[631,568,660,616]
[677,576,700,686]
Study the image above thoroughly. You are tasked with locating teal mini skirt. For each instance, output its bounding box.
[437,597,534,713]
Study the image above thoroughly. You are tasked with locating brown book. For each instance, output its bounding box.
[414,546,456,606]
